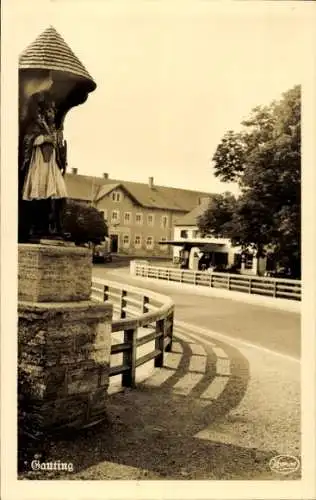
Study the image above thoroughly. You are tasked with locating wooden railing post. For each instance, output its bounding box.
[154,318,165,367]
[142,295,149,328]
[122,328,137,387]
[227,275,231,290]
[130,260,136,276]
[165,311,173,352]
[142,295,149,314]
[103,285,109,302]
[120,290,127,319]
[273,281,277,297]
[210,273,213,288]
[249,278,252,294]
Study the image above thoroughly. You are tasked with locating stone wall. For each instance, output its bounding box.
[19,301,112,436]
[18,244,113,447]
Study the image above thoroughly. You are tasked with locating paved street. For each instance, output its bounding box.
[94,263,300,359]
[22,263,300,480]
[88,263,301,479]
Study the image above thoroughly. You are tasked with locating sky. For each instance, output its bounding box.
[6,0,314,194]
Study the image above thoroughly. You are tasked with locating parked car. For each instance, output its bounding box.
[91,239,112,263]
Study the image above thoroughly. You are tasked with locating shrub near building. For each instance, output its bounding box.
[62,200,108,245]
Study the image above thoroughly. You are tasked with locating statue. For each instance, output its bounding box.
[19,91,68,241]
[18,26,97,243]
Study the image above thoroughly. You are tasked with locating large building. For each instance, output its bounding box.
[163,198,267,275]
[64,169,212,257]
[162,196,240,268]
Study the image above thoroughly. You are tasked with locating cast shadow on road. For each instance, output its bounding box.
[20,336,300,480]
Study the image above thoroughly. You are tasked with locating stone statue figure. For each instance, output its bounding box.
[19,91,68,241]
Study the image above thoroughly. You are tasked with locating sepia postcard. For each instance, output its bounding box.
[1,0,316,499]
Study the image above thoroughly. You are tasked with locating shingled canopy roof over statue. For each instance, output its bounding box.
[19,25,96,91]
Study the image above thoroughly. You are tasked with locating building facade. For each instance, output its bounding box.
[170,198,267,275]
[95,185,179,257]
[64,170,212,257]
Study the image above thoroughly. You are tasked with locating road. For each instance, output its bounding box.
[93,263,300,359]
[22,262,301,481]
[88,263,301,478]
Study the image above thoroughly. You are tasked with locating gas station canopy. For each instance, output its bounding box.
[158,239,228,250]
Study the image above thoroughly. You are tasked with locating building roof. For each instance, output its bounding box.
[19,26,96,92]
[159,238,229,247]
[94,183,122,202]
[174,196,212,226]
[64,173,212,212]
[95,182,141,205]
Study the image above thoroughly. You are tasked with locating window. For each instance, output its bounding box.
[180,230,188,238]
[124,212,131,225]
[99,209,108,220]
[147,214,154,226]
[122,234,130,248]
[134,235,142,248]
[192,230,199,238]
[146,236,154,249]
[111,191,122,202]
[111,210,120,222]
[135,213,143,225]
[161,215,168,228]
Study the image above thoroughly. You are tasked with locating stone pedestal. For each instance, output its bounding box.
[18,243,113,442]
[18,243,93,302]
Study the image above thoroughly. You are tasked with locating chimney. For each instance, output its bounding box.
[103,173,109,179]
[148,176,154,189]
[72,167,78,175]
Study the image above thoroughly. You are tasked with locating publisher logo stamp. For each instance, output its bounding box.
[269,455,300,475]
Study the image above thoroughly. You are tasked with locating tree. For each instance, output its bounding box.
[198,192,238,238]
[201,85,301,275]
[211,131,246,183]
[61,201,108,245]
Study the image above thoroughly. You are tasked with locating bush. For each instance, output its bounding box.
[61,200,108,245]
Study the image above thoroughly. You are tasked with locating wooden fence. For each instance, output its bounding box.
[91,278,174,387]
[131,262,301,301]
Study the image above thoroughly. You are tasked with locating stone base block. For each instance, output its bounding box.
[18,300,113,437]
[18,243,93,302]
